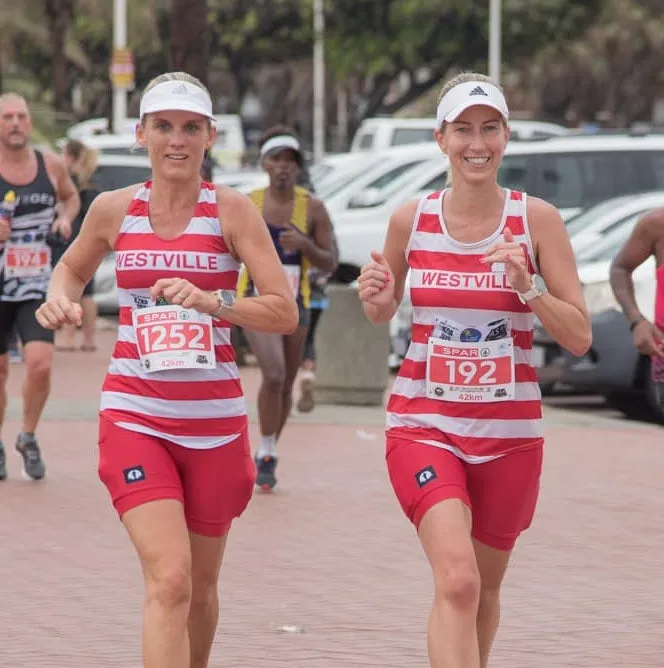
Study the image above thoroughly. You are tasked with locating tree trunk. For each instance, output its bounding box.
[44,0,73,111]
[169,0,210,87]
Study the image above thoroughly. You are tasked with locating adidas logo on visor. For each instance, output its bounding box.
[469,86,488,96]
[172,83,188,94]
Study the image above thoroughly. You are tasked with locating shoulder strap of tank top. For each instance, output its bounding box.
[291,186,309,234]
[249,188,265,211]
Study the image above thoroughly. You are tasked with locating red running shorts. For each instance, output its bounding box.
[98,415,256,537]
[386,435,543,551]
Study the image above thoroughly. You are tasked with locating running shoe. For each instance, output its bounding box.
[255,455,278,491]
[16,435,46,480]
[296,371,316,414]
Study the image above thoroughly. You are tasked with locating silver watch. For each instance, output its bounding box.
[518,274,547,303]
[213,289,235,317]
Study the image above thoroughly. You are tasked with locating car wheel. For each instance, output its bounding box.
[539,381,556,396]
[603,391,657,422]
[644,358,664,424]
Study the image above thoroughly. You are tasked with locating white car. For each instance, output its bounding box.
[333,132,664,284]
[568,191,664,256]
[350,117,569,153]
[64,114,246,169]
[91,155,153,314]
[322,143,440,217]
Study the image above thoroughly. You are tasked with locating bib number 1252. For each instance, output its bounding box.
[133,305,215,373]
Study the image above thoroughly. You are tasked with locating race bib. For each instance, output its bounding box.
[5,244,51,279]
[254,264,301,298]
[133,305,215,373]
[426,337,515,403]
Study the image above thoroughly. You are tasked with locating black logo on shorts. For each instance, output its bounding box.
[415,466,437,488]
[123,466,146,484]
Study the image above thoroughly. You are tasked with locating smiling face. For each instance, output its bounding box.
[136,110,216,182]
[435,105,509,187]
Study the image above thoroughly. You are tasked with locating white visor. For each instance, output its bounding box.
[139,80,215,121]
[260,135,302,160]
[436,81,509,126]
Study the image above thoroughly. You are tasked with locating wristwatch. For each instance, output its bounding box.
[518,274,547,303]
[212,289,236,318]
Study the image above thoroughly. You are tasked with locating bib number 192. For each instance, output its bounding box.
[426,337,515,403]
[443,359,498,385]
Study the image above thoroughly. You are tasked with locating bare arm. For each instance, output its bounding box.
[219,187,299,334]
[44,151,80,227]
[48,189,124,302]
[528,197,591,356]
[300,197,338,273]
[609,210,662,324]
[363,199,417,324]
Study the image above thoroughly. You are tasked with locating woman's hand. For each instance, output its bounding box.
[482,227,531,294]
[358,250,395,306]
[150,278,217,315]
[36,296,82,330]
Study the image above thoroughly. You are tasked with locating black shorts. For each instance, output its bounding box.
[0,299,54,354]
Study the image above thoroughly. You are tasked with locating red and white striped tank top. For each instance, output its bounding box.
[387,189,543,462]
[100,181,247,449]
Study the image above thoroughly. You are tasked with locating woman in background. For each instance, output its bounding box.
[52,139,100,351]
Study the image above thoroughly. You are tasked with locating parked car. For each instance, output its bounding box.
[568,191,664,256]
[533,223,662,422]
[350,117,569,153]
[64,114,246,169]
[333,132,664,285]
[90,155,153,315]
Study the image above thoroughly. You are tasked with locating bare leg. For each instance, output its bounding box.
[242,330,285,438]
[473,540,511,668]
[188,531,228,668]
[277,325,308,437]
[21,341,53,433]
[123,499,192,668]
[80,295,97,349]
[0,354,8,440]
[418,499,481,668]
[55,323,77,349]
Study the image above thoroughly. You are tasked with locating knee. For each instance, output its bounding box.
[146,559,192,610]
[433,559,481,611]
[26,355,52,381]
[479,583,502,609]
[190,577,218,611]
[263,366,286,392]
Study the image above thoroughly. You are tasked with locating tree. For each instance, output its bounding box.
[532,0,664,127]
[44,0,76,111]
[208,0,313,104]
[325,0,605,134]
[169,0,210,86]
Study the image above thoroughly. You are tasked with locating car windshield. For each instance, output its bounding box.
[94,164,153,191]
[576,212,643,263]
[565,195,638,238]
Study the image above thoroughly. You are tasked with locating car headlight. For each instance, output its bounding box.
[583,281,618,315]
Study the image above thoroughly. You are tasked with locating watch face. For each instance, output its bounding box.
[533,275,547,293]
[220,290,235,306]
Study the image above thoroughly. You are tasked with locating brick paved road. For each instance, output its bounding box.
[1,328,663,667]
